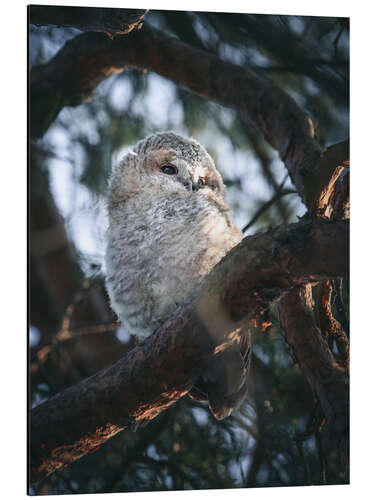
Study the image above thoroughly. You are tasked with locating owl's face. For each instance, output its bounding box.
[108,132,226,208]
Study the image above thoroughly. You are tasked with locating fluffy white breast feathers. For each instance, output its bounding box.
[105,131,250,420]
[105,131,242,339]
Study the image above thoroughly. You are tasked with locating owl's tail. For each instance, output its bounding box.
[189,329,252,420]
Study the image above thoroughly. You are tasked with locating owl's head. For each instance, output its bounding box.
[108,132,226,208]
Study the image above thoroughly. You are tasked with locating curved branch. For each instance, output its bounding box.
[275,140,349,469]
[30,218,348,485]
[29,5,148,34]
[29,23,322,206]
[30,21,350,215]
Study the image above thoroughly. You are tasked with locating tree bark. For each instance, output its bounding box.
[276,139,349,470]
[29,6,148,35]
[278,285,349,465]
[29,23,322,206]
[29,217,348,485]
[304,139,349,215]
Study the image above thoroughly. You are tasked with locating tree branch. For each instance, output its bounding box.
[275,139,349,471]
[304,139,349,216]
[318,280,349,371]
[29,217,348,485]
[240,122,291,223]
[29,5,148,35]
[331,169,349,220]
[278,285,349,466]
[30,23,322,206]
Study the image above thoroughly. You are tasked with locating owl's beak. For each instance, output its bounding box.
[183,180,201,192]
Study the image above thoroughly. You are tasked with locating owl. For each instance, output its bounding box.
[105,131,251,419]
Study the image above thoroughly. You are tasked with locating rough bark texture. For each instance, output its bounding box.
[318,280,349,372]
[278,285,349,465]
[29,23,322,205]
[29,218,348,485]
[276,139,350,471]
[29,6,148,35]
[331,169,349,220]
[304,139,349,216]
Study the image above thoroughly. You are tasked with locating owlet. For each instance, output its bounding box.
[105,132,251,419]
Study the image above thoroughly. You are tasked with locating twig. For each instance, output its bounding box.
[242,175,295,233]
[295,440,312,485]
[241,123,291,224]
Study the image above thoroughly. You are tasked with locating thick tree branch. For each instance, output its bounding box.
[331,169,349,220]
[318,280,349,371]
[30,218,348,485]
[29,6,148,35]
[275,139,349,470]
[30,23,322,205]
[278,285,349,466]
[304,139,349,216]
[30,20,350,214]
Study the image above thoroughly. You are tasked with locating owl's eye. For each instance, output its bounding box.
[161,164,178,175]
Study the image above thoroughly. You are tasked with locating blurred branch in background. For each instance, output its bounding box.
[240,124,292,224]
[202,13,348,107]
